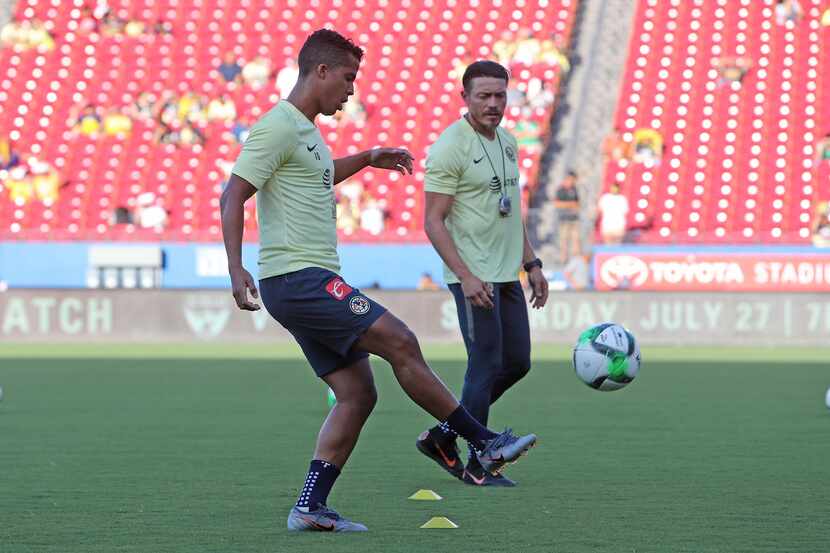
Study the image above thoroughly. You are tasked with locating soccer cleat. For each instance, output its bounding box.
[287,504,368,532]
[416,430,464,480]
[475,428,536,475]
[462,464,517,487]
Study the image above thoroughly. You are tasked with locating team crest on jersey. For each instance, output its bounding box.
[325,277,353,301]
[504,145,516,162]
[322,168,332,188]
[349,295,371,315]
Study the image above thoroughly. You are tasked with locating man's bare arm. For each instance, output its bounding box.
[219,173,260,311]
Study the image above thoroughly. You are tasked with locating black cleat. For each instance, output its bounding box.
[416,430,464,480]
[462,463,517,487]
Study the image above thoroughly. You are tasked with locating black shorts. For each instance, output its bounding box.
[259,267,387,378]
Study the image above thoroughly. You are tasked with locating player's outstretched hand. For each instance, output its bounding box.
[230,266,260,311]
[369,148,414,175]
[460,274,494,310]
[527,267,548,309]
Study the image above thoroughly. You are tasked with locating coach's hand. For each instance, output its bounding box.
[230,266,260,311]
[369,148,414,175]
[461,274,494,310]
[527,266,548,309]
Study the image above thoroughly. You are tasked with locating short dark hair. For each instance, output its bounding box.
[298,29,364,76]
[462,60,509,92]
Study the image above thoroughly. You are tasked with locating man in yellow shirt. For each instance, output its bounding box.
[220,30,537,532]
[417,61,549,486]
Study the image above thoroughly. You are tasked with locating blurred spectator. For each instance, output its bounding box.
[78,6,99,33]
[177,92,206,124]
[527,79,555,110]
[1,20,55,51]
[564,254,591,291]
[155,122,178,145]
[229,117,251,145]
[554,170,581,263]
[632,128,663,165]
[71,104,102,137]
[153,20,173,35]
[714,56,753,88]
[131,92,156,120]
[814,133,830,166]
[597,184,629,245]
[602,127,629,163]
[29,157,60,203]
[507,84,527,108]
[417,272,441,291]
[360,199,385,235]
[179,121,206,147]
[135,192,168,230]
[158,91,178,126]
[539,36,570,73]
[5,165,32,204]
[103,108,132,136]
[101,10,125,36]
[242,57,272,89]
[493,30,518,66]
[276,58,299,98]
[208,94,237,121]
[775,0,803,25]
[124,19,145,37]
[512,29,541,65]
[338,93,367,125]
[0,137,20,170]
[336,194,359,233]
[812,202,830,247]
[218,52,242,84]
[111,205,134,225]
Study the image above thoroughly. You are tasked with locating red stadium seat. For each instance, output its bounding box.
[604,0,828,244]
[0,0,578,241]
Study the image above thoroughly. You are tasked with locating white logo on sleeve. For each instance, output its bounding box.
[349,295,371,315]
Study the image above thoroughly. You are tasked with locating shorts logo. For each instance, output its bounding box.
[349,295,371,315]
[325,277,353,301]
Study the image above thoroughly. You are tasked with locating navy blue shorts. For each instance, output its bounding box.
[259,267,387,378]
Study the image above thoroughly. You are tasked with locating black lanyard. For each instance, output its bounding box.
[468,115,507,197]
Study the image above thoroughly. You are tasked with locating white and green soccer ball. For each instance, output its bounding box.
[572,323,640,391]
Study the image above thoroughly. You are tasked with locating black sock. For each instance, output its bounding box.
[295,459,340,511]
[443,405,497,451]
[466,448,483,471]
[429,420,458,444]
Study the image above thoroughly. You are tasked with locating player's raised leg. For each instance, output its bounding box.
[355,311,536,475]
[287,357,375,532]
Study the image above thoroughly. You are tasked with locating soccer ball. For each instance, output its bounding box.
[572,323,640,391]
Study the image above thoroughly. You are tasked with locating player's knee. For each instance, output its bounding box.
[390,326,421,363]
[341,384,377,416]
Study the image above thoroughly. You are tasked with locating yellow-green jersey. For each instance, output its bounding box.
[232,100,339,279]
[424,117,523,284]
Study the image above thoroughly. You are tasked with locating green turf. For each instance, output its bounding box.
[1,344,829,552]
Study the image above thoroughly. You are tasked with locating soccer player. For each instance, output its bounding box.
[220,31,536,532]
[416,61,549,487]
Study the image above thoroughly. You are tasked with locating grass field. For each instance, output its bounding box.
[2,343,829,552]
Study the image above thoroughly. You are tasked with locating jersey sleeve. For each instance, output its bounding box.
[424,134,466,196]
[231,114,298,189]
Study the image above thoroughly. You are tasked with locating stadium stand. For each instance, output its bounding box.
[601,0,829,244]
[0,0,577,242]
